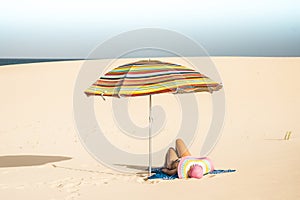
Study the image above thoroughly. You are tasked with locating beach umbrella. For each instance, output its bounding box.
[84,60,222,175]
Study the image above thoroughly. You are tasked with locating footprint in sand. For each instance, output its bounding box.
[49,177,83,198]
[49,177,73,188]
[15,185,25,189]
[64,182,82,193]
[0,184,9,189]
[66,187,80,194]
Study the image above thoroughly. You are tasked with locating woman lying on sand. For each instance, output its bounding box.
[162,139,214,179]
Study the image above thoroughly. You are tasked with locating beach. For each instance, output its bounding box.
[0,57,300,200]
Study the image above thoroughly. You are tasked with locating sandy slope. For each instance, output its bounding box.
[0,57,299,200]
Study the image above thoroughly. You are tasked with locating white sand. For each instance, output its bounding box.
[0,57,300,199]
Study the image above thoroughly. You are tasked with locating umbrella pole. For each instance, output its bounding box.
[148,95,152,176]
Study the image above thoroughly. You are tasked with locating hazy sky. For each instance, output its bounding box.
[1,0,299,58]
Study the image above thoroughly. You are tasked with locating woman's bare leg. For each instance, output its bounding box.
[176,139,191,158]
[164,147,179,169]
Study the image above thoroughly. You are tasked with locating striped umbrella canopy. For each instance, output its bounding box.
[85,60,222,97]
[84,60,222,175]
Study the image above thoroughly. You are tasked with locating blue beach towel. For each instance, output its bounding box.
[148,168,236,180]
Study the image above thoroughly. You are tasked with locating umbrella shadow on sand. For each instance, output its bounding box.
[0,155,72,168]
[114,163,161,172]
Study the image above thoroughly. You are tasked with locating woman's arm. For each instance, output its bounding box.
[162,168,177,176]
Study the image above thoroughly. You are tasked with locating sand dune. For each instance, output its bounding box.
[0,57,299,200]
